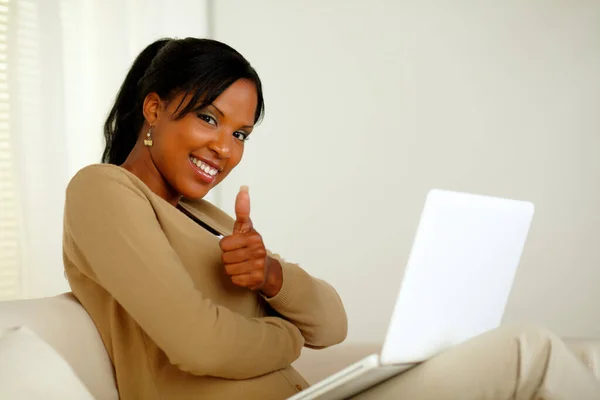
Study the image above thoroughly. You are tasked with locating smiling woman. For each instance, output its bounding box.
[121,81,255,202]
[61,37,348,400]
[103,38,261,204]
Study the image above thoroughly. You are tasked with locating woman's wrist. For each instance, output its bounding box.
[261,257,283,298]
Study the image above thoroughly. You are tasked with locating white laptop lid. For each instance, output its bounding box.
[380,189,534,365]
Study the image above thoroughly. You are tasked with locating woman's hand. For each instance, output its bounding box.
[220,187,283,298]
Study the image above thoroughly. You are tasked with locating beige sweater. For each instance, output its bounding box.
[63,164,348,399]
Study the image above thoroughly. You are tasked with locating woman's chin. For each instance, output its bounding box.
[176,171,225,200]
[181,189,210,200]
[178,181,215,200]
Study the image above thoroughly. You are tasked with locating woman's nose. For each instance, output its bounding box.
[207,131,231,158]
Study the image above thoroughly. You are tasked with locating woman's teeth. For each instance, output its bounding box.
[190,157,218,177]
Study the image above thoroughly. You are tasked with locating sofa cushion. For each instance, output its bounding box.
[0,293,118,400]
[0,326,95,399]
[565,337,600,379]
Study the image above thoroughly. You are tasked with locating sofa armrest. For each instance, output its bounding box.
[0,293,118,400]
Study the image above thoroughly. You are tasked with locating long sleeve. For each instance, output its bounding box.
[265,253,348,348]
[63,166,304,379]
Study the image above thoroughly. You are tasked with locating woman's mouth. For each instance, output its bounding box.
[189,156,219,183]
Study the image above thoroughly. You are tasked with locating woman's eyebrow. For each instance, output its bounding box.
[211,104,225,117]
[211,104,254,129]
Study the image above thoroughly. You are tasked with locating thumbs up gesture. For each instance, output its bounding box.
[219,186,283,297]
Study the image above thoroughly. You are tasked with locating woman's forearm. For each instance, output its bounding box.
[264,254,348,348]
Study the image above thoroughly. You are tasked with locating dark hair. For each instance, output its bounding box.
[102,37,265,165]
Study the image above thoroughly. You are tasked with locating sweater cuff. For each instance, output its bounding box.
[264,259,307,310]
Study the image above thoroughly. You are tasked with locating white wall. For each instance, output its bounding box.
[212,0,600,347]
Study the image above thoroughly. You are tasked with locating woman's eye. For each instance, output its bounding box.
[198,114,217,126]
[233,131,249,142]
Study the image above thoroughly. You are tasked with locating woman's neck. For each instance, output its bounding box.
[121,145,181,206]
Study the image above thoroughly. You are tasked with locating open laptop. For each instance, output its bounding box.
[288,189,535,400]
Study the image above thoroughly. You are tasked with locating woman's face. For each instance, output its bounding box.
[143,79,257,202]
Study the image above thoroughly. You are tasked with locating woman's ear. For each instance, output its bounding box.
[142,92,162,125]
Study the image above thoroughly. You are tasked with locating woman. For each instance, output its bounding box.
[64,37,600,400]
[63,37,347,399]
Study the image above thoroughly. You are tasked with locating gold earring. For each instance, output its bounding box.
[144,125,154,147]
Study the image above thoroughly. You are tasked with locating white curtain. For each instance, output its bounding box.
[3,0,210,299]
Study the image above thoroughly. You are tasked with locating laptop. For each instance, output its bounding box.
[288,189,535,400]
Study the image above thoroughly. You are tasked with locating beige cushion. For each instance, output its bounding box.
[0,293,118,400]
[0,326,95,399]
[565,337,600,379]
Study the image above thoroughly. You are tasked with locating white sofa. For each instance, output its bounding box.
[1,293,599,398]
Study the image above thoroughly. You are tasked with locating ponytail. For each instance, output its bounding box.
[102,39,170,165]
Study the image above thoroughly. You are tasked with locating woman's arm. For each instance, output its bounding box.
[217,188,348,349]
[263,253,348,349]
[64,166,304,379]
